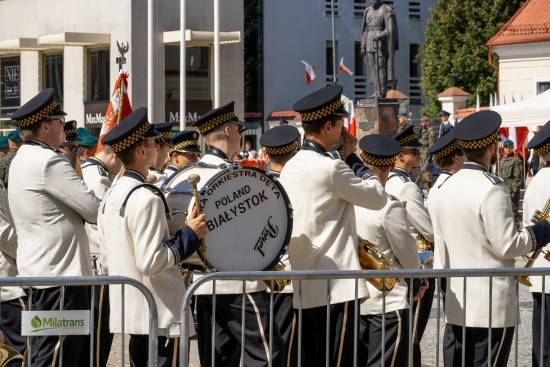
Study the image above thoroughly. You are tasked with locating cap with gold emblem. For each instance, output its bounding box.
[359,134,401,166]
[260,125,300,156]
[452,110,501,150]
[101,107,160,153]
[527,120,550,156]
[11,88,67,128]
[393,125,422,148]
[293,84,349,124]
[427,130,461,160]
[153,121,174,147]
[170,130,202,154]
[64,120,82,142]
[192,101,238,136]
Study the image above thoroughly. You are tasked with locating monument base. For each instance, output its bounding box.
[355,98,400,139]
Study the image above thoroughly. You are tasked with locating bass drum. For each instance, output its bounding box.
[162,163,292,272]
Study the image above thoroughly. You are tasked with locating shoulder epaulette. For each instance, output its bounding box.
[387,194,398,201]
[321,152,336,159]
[483,171,504,185]
[388,172,410,183]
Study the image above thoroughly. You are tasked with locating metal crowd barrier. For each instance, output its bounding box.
[179,267,550,367]
[0,276,158,367]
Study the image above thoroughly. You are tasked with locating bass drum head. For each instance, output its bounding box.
[201,166,292,271]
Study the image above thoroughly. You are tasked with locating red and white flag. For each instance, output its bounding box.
[301,60,316,84]
[348,104,357,137]
[338,57,354,76]
[97,71,133,151]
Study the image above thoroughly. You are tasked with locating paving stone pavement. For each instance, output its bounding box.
[107,260,536,366]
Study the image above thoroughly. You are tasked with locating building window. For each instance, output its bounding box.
[354,42,365,76]
[326,41,338,77]
[409,1,421,20]
[410,44,420,78]
[1,56,21,122]
[87,48,110,101]
[165,45,211,101]
[43,53,63,105]
[325,1,339,17]
[354,0,366,17]
[537,82,550,95]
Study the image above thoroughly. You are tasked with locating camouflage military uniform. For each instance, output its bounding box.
[0,148,17,188]
[499,153,523,224]
[418,126,436,185]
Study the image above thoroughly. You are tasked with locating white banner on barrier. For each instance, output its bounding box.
[22,310,90,336]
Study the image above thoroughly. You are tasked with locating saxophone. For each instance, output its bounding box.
[518,197,550,286]
[358,236,399,292]
[0,343,24,367]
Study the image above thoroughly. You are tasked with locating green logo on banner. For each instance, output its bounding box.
[31,315,41,329]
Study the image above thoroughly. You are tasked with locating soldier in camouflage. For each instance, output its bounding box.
[0,130,23,188]
[499,140,523,227]
[418,116,436,186]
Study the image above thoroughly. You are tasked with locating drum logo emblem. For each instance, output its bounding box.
[254,216,279,257]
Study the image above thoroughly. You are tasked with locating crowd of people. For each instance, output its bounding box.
[1,84,550,367]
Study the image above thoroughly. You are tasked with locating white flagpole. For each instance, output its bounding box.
[180,0,186,130]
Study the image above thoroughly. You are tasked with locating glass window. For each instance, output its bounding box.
[354,42,365,76]
[43,53,63,105]
[165,45,211,101]
[410,44,420,78]
[538,82,550,95]
[326,41,337,77]
[1,56,21,121]
[87,48,110,101]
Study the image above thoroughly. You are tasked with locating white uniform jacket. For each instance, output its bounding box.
[385,168,435,269]
[427,170,454,270]
[355,177,421,315]
[82,157,112,270]
[522,164,550,294]
[192,153,267,295]
[8,141,99,282]
[436,161,536,328]
[148,168,168,188]
[279,146,387,309]
[0,184,25,302]
[98,170,196,336]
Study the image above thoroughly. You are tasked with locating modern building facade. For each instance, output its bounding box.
[0,0,244,135]
[261,0,436,129]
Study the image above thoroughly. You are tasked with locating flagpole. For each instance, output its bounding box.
[331,0,337,82]
[180,0,186,130]
[214,0,220,108]
[148,0,154,121]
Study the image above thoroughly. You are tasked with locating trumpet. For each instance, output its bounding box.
[0,343,24,367]
[518,197,550,286]
[263,261,291,293]
[358,236,398,292]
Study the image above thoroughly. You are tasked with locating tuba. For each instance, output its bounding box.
[358,236,399,292]
[518,197,550,286]
[0,343,24,367]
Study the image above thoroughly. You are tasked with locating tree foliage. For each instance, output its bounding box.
[419,0,524,117]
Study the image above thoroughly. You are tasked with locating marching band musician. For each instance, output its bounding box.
[521,120,550,367]
[147,121,174,188]
[191,102,285,367]
[81,144,122,367]
[385,125,435,367]
[259,124,300,365]
[426,132,465,299]
[354,134,424,367]
[0,178,27,366]
[164,130,202,176]
[436,111,550,367]
[9,88,100,367]
[279,85,388,367]
[98,108,207,367]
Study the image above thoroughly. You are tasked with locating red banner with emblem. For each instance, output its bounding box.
[96,71,133,151]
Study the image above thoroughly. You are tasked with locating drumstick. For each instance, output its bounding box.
[188,174,212,269]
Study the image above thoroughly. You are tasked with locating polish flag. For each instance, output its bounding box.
[301,60,316,84]
[348,105,357,137]
[97,71,133,151]
[338,57,354,76]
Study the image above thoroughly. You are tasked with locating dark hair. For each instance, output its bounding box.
[302,115,340,136]
[464,145,490,163]
[268,151,295,166]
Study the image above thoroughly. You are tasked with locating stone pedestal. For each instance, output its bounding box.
[355,99,400,139]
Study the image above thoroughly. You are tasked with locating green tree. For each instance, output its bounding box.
[419,0,524,117]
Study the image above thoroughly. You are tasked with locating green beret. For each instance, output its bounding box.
[7,130,22,142]
[81,136,98,147]
[0,136,9,149]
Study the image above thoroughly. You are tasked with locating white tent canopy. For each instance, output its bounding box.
[490,89,550,129]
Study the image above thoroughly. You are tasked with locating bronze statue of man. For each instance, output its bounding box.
[361,0,399,98]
